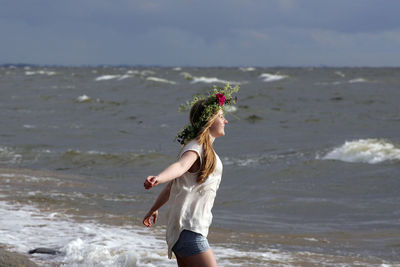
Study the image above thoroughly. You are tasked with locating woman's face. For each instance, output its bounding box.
[209,110,228,138]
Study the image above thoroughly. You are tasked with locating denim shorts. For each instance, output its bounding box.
[172,230,210,258]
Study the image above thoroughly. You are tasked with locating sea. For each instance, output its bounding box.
[0,65,399,266]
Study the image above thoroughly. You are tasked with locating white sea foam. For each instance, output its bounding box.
[222,151,304,167]
[94,75,120,81]
[140,70,156,76]
[25,70,57,76]
[224,105,237,113]
[349,78,368,83]
[304,238,319,242]
[315,81,343,86]
[259,73,287,82]
[146,77,177,85]
[180,72,193,80]
[223,157,259,167]
[94,72,143,81]
[239,67,255,72]
[191,76,241,85]
[0,199,393,266]
[212,246,293,266]
[320,139,400,164]
[126,70,140,75]
[117,74,133,80]
[76,95,91,103]
[172,67,182,71]
[335,71,346,77]
[0,146,22,164]
[23,124,36,129]
[0,200,173,266]
[0,200,295,267]
[87,150,107,155]
[0,173,58,184]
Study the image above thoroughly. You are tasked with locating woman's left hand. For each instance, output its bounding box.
[143,210,158,227]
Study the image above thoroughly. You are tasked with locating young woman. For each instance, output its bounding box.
[143,85,238,267]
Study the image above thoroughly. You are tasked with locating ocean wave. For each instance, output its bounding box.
[334,71,345,77]
[0,201,173,267]
[139,70,156,76]
[320,139,400,164]
[259,73,288,82]
[76,94,92,103]
[1,200,384,266]
[61,149,168,167]
[94,75,120,81]
[239,67,255,72]
[316,76,370,85]
[94,70,158,82]
[0,146,22,164]
[180,72,193,80]
[146,76,177,85]
[1,146,167,169]
[223,157,259,167]
[0,173,55,184]
[223,150,304,167]
[224,105,237,113]
[25,70,57,76]
[94,74,134,81]
[23,124,36,129]
[315,81,343,86]
[0,171,87,189]
[191,76,241,85]
[349,78,368,83]
[19,190,138,203]
[117,74,133,80]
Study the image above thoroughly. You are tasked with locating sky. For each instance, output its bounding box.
[1,0,400,67]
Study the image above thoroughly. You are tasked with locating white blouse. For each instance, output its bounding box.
[166,140,223,259]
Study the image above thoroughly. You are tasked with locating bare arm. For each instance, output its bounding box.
[144,150,199,189]
[143,181,172,227]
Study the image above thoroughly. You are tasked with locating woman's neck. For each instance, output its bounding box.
[209,134,215,145]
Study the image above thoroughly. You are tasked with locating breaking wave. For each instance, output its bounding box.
[320,139,400,164]
[25,70,57,76]
[191,76,241,85]
[146,77,177,85]
[259,73,287,82]
[349,78,368,83]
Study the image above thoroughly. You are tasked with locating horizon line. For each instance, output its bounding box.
[1,63,400,69]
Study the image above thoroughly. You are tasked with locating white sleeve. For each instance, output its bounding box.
[180,140,203,166]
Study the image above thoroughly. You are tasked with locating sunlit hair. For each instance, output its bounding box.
[189,100,219,184]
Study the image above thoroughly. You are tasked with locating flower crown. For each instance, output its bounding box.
[176,84,239,145]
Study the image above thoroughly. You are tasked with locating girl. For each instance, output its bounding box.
[143,85,238,267]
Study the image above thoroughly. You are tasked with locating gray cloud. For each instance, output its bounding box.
[1,0,400,66]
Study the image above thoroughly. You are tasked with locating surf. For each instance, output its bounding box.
[320,139,400,164]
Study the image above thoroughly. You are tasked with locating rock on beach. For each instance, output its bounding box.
[0,245,38,267]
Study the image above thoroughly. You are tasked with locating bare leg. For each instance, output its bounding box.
[179,248,217,267]
[175,254,186,267]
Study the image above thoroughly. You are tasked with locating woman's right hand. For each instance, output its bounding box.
[143,210,158,227]
[144,176,159,189]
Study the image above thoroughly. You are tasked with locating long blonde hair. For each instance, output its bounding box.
[189,100,219,183]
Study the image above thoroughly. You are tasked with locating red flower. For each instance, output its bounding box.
[216,93,226,106]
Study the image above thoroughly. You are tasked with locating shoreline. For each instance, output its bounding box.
[0,244,39,267]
